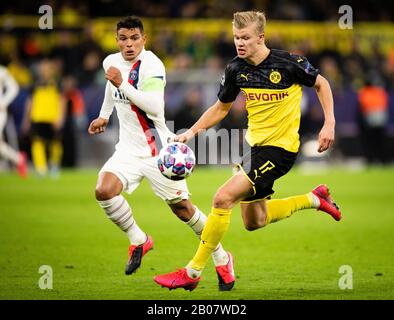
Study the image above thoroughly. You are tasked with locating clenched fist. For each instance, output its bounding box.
[105,66,123,88]
[88,117,109,135]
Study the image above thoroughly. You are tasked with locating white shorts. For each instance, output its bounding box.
[99,150,190,204]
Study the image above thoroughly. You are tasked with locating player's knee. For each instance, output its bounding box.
[213,190,235,209]
[169,200,194,222]
[244,220,266,231]
[95,185,118,201]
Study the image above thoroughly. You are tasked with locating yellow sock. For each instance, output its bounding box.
[32,138,47,175]
[266,194,314,225]
[189,207,231,271]
[50,139,63,167]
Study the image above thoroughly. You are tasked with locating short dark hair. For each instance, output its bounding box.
[117,16,144,33]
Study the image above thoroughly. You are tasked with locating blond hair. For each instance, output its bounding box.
[233,11,266,34]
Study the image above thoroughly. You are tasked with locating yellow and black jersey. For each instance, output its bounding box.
[218,49,319,153]
[30,80,62,124]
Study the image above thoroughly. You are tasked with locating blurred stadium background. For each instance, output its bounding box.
[0,0,394,169]
[0,1,393,300]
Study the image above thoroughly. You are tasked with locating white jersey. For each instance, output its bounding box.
[0,65,19,111]
[99,49,173,157]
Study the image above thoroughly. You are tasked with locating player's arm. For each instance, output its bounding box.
[54,95,67,132]
[174,99,233,143]
[21,96,32,135]
[105,66,164,117]
[88,81,113,135]
[0,68,19,111]
[314,74,335,153]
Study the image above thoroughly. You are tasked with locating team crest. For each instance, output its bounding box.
[269,70,281,84]
[129,70,138,81]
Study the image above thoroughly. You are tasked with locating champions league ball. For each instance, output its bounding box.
[157,142,196,180]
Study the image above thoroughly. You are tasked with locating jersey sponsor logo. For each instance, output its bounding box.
[269,70,281,84]
[114,89,130,103]
[243,91,289,102]
[240,73,249,81]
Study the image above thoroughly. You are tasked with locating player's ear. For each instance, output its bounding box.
[258,33,265,43]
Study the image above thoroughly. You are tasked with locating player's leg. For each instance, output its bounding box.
[186,171,252,274]
[240,193,317,230]
[96,154,152,274]
[141,156,230,266]
[168,200,234,291]
[154,171,252,290]
[168,200,228,265]
[0,111,22,166]
[143,155,236,290]
[49,137,63,177]
[140,155,228,261]
[31,123,49,176]
[95,171,147,245]
[239,146,341,230]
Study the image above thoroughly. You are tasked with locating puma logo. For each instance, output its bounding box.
[240,73,249,81]
[297,58,303,63]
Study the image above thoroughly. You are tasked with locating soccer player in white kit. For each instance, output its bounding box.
[88,16,235,291]
[0,65,27,177]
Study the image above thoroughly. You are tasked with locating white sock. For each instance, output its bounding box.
[309,192,321,208]
[98,195,146,245]
[185,207,229,266]
[186,263,202,279]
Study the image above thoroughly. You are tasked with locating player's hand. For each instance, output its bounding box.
[172,129,195,143]
[88,117,109,135]
[317,123,335,153]
[105,66,123,88]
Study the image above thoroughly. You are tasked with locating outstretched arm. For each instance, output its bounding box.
[314,74,335,153]
[88,81,113,135]
[174,99,233,143]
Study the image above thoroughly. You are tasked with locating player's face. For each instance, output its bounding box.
[233,22,264,60]
[117,28,146,61]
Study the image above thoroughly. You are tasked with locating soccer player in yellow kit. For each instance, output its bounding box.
[154,11,341,291]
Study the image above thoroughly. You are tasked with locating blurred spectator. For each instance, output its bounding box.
[22,59,65,177]
[358,78,389,164]
[173,87,203,132]
[61,75,86,167]
[185,32,213,67]
[0,65,28,177]
[77,50,103,87]
[51,30,81,76]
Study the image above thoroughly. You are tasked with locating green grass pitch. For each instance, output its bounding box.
[0,166,393,300]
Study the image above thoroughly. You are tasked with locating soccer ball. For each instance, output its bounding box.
[157,142,196,180]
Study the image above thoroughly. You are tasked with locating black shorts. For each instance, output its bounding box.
[31,122,57,140]
[237,146,298,202]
